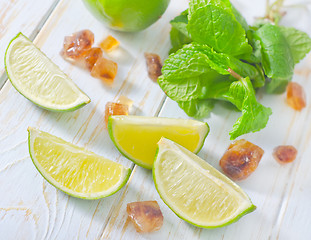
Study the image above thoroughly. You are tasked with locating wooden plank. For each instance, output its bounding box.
[0,0,59,88]
[0,0,172,238]
[1,0,311,239]
[100,63,311,240]
[99,1,311,239]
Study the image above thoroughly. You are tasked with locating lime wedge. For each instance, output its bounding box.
[108,116,209,169]
[28,128,131,199]
[5,33,90,111]
[153,138,256,228]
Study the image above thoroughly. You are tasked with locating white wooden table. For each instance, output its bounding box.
[1,0,311,239]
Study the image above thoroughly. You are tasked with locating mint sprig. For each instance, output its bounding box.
[161,0,311,139]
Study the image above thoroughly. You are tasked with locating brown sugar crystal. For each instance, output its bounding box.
[83,47,103,71]
[117,95,133,109]
[91,57,118,84]
[104,102,129,126]
[100,35,120,52]
[61,29,94,61]
[219,139,264,181]
[127,201,164,233]
[286,82,306,111]
[273,145,297,164]
[144,52,162,82]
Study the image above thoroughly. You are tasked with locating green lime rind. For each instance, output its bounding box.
[152,138,256,228]
[82,0,170,32]
[5,32,91,112]
[107,116,210,170]
[107,116,153,169]
[193,122,210,154]
[28,127,131,200]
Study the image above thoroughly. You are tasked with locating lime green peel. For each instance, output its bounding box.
[5,33,90,112]
[28,127,131,199]
[82,0,170,32]
[153,138,256,228]
[108,115,209,169]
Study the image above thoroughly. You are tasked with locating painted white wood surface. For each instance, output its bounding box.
[0,0,59,87]
[98,1,311,239]
[0,0,174,238]
[1,0,311,239]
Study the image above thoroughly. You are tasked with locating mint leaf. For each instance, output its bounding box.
[266,77,290,93]
[255,24,311,93]
[255,24,294,93]
[169,27,192,54]
[160,43,264,101]
[162,43,258,77]
[240,29,262,64]
[252,65,265,88]
[169,11,192,54]
[279,26,311,64]
[170,10,190,37]
[221,77,272,140]
[189,1,249,31]
[161,43,230,77]
[178,99,215,119]
[189,0,231,19]
[228,58,265,88]
[159,51,231,101]
[255,24,294,78]
[188,4,252,57]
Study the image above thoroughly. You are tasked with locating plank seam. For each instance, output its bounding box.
[270,105,311,239]
[98,95,168,239]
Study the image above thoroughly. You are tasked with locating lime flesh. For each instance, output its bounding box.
[108,116,209,169]
[153,138,256,228]
[5,33,90,111]
[28,128,131,199]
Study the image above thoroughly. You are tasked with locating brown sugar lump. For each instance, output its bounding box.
[219,139,264,181]
[273,145,297,164]
[100,35,120,52]
[104,102,129,126]
[83,47,103,71]
[91,57,118,84]
[127,201,164,233]
[61,30,94,61]
[286,82,306,111]
[144,52,162,82]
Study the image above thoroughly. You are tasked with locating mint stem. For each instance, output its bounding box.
[265,0,286,24]
[227,68,242,80]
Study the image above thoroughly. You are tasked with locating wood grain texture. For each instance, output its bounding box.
[1,0,311,239]
[99,1,311,239]
[0,0,171,238]
[101,61,311,239]
[0,0,59,88]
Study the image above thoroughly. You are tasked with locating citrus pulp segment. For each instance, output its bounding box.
[5,33,90,111]
[153,138,256,228]
[108,116,209,169]
[28,128,131,199]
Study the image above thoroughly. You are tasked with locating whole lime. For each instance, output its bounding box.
[82,0,170,32]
